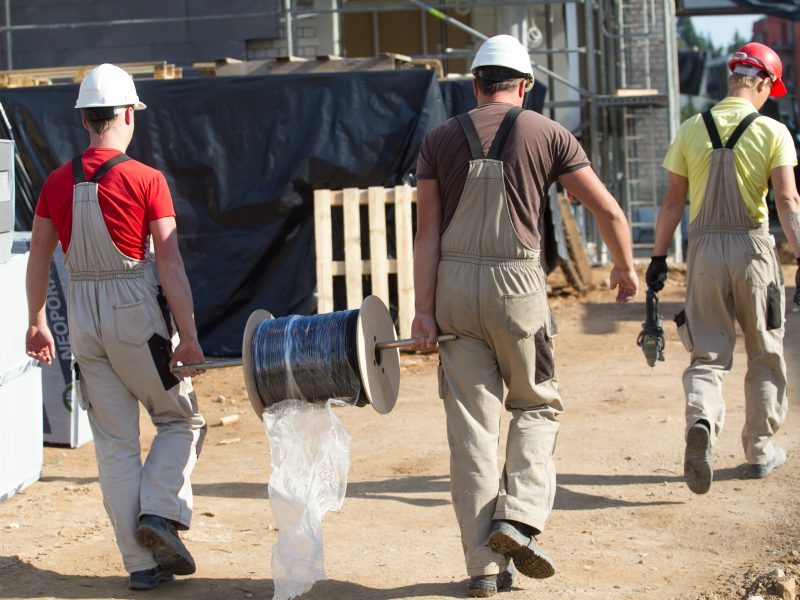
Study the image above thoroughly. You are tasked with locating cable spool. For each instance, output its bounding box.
[242,296,400,417]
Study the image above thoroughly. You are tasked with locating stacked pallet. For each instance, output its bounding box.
[0,61,181,88]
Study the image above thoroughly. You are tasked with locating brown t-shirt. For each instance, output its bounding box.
[416,102,589,249]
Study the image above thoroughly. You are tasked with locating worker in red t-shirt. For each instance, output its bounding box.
[25,63,207,591]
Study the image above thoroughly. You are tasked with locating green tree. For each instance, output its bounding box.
[677,17,722,57]
[726,30,747,54]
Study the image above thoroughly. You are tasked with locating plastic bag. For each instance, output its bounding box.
[263,399,351,600]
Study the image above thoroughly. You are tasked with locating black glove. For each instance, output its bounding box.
[646,256,668,291]
[794,257,800,305]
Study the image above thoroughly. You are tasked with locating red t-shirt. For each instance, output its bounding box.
[34,147,176,259]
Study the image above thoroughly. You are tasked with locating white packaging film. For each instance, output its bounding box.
[263,398,351,600]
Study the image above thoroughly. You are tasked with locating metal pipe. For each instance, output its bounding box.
[0,1,583,33]
[172,335,458,372]
[3,0,10,70]
[284,0,294,56]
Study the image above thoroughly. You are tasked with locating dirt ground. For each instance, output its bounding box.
[2,263,799,600]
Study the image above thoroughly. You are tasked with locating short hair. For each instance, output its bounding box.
[728,71,768,92]
[474,66,525,95]
[80,107,122,135]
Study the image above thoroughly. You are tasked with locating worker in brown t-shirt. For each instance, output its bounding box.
[411,35,638,598]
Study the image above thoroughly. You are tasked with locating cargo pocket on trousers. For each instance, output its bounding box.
[674,309,693,352]
[504,292,544,338]
[437,361,449,400]
[533,327,555,384]
[113,299,154,347]
[147,333,180,391]
[766,281,783,330]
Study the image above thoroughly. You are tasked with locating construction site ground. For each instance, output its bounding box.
[2,263,799,600]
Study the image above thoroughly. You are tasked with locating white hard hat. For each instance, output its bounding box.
[471,35,534,90]
[75,63,146,110]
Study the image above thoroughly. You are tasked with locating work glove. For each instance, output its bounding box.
[646,256,668,292]
[794,257,800,305]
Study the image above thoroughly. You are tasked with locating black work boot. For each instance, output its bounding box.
[135,514,196,575]
[128,566,175,591]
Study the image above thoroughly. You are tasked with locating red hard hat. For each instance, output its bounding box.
[728,42,786,97]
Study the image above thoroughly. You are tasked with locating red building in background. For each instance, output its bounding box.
[752,16,799,119]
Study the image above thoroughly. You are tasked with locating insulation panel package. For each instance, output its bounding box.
[0,140,13,264]
[12,235,91,448]
[0,251,43,502]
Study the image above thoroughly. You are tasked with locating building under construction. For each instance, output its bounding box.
[1,0,682,261]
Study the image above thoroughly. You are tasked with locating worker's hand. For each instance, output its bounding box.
[610,267,639,304]
[26,323,55,365]
[411,312,439,352]
[646,256,668,291]
[169,336,206,378]
[794,257,800,305]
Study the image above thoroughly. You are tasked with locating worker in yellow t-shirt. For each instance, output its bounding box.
[648,42,800,495]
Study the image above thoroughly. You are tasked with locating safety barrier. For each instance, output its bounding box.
[314,186,415,338]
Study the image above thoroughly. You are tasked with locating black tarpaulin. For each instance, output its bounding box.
[678,50,707,96]
[439,78,548,118]
[0,70,448,355]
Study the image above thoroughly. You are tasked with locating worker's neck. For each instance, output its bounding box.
[88,131,130,154]
[476,90,523,107]
[726,87,764,110]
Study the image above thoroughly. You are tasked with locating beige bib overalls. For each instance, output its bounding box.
[684,112,787,465]
[66,155,207,573]
[435,108,562,576]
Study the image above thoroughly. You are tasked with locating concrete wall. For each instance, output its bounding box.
[1,0,281,69]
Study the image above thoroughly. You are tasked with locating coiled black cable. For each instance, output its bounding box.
[251,310,367,408]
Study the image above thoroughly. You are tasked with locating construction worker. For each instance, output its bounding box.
[411,35,638,598]
[648,42,800,495]
[25,64,207,590]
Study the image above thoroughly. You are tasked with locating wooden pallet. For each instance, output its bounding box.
[314,186,415,338]
[0,61,182,88]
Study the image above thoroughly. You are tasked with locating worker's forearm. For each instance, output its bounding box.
[26,253,51,326]
[775,193,800,258]
[156,260,199,342]
[652,200,686,257]
[595,207,635,271]
[413,232,440,315]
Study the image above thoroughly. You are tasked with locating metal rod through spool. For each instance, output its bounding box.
[173,334,457,373]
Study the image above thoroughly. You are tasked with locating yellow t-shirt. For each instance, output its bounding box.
[662,97,797,223]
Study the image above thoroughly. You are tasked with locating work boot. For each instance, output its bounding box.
[488,520,555,579]
[128,566,174,591]
[466,562,517,598]
[747,446,787,479]
[497,560,517,590]
[135,514,196,575]
[684,421,713,494]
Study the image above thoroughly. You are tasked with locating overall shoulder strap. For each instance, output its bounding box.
[71,156,87,184]
[487,106,524,160]
[701,111,723,150]
[724,113,760,150]
[89,154,131,183]
[457,113,485,160]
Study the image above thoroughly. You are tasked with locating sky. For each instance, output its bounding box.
[691,14,766,51]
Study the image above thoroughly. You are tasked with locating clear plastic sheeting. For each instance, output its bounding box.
[263,399,351,600]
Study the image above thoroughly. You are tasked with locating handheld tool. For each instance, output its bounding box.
[636,288,665,367]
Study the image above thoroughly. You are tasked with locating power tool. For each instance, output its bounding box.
[637,288,665,367]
